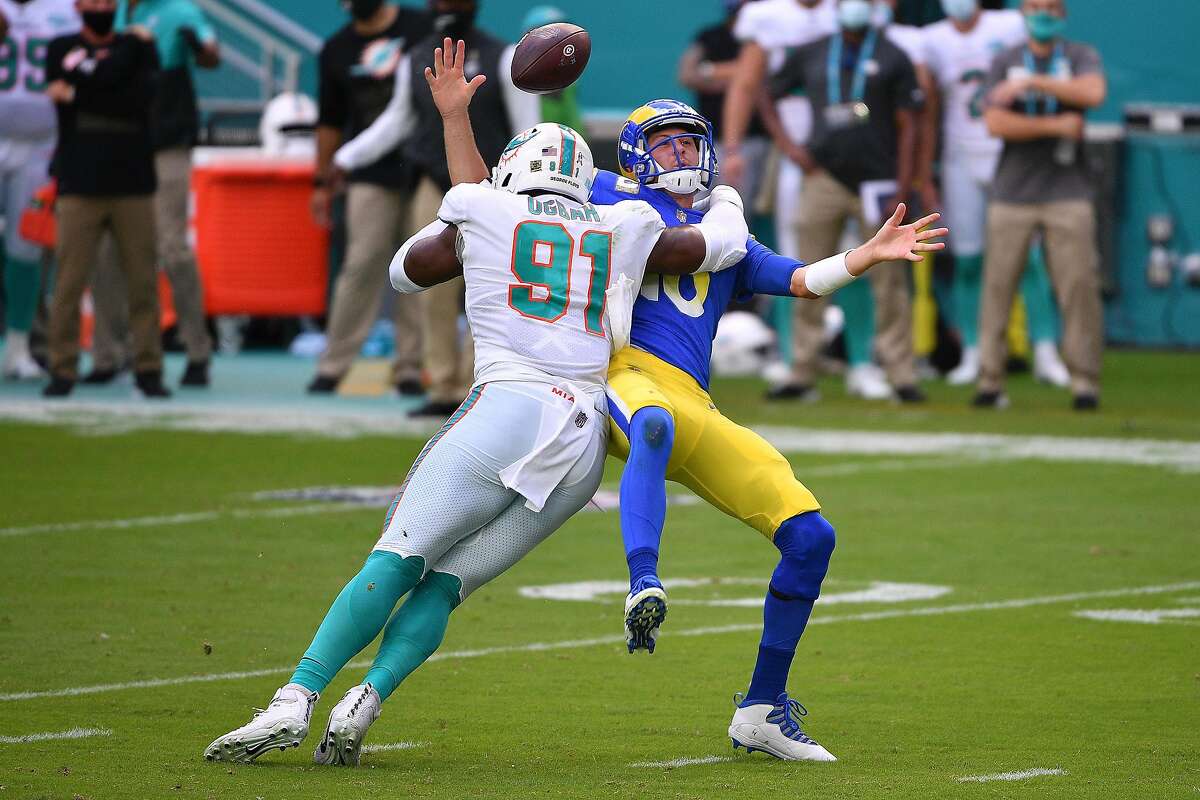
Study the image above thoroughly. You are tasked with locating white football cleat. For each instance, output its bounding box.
[2,334,44,381]
[313,683,381,766]
[729,692,837,762]
[624,577,668,653]
[1033,341,1071,388]
[947,347,979,385]
[845,363,893,400]
[204,683,316,763]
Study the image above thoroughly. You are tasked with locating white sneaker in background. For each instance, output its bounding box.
[845,363,893,400]
[2,332,44,381]
[1033,341,1071,388]
[947,346,979,385]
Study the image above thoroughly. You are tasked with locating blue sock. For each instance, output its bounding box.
[743,512,836,706]
[619,407,674,590]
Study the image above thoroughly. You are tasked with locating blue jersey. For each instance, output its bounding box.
[590,170,800,388]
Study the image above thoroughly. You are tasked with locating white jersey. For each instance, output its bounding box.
[0,0,79,140]
[438,183,666,395]
[924,10,1026,155]
[733,0,836,145]
[886,24,927,67]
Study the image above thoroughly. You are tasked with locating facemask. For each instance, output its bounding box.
[872,1,894,27]
[82,10,116,36]
[434,9,476,38]
[837,0,873,31]
[940,0,978,22]
[346,0,385,21]
[1025,11,1066,42]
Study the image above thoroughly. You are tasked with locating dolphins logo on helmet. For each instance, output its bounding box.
[618,99,718,195]
[492,124,594,205]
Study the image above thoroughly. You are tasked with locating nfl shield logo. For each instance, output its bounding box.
[676,209,687,223]
[574,412,588,428]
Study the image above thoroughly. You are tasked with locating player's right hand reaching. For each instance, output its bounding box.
[424,37,486,120]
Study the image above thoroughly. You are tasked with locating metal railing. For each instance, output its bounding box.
[194,0,309,115]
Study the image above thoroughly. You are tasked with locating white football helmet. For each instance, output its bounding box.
[259,92,318,157]
[492,124,594,205]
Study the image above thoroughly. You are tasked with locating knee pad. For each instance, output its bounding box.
[630,406,674,451]
[769,512,836,601]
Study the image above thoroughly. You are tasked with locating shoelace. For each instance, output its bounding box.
[768,696,816,744]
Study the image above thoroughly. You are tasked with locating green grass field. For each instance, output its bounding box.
[1,351,1198,799]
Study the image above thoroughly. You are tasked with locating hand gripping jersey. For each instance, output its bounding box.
[437,182,666,395]
[0,0,79,140]
[924,10,1026,155]
[590,170,794,389]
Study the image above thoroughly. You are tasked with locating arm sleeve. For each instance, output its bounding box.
[333,56,414,171]
[391,219,451,293]
[731,4,759,43]
[1071,44,1103,77]
[499,44,542,133]
[736,239,801,298]
[317,44,347,130]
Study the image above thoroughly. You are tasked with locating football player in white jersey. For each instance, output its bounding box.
[203,40,758,767]
[924,0,1070,385]
[0,0,78,378]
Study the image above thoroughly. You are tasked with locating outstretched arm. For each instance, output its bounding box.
[425,37,490,185]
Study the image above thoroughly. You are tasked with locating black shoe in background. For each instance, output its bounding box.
[307,374,340,394]
[43,375,75,398]
[395,377,424,397]
[407,400,461,419]
[764,383,821,403]
[1072,394,1099,412]
[895,385,927,404]
[180,360,210,387]
[135,371,171,399]
[81,367,121,385]
[971,391,1009,409]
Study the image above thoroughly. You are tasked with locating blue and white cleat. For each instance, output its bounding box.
[624,577,668,653]
[314,683,381,766]
[728,692,837,762]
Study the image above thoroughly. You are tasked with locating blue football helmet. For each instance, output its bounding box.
[618,99,718,195]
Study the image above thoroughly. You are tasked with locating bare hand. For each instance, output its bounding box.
[45,79,75,104]
[1057,111,1085,140]
[783,142,819,174]
[424,37,486,120]
[310,186,332,228]
[865,203,948,264]
[988,76,1030,108]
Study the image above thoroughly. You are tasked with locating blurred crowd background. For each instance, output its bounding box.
[0,0,1196,412]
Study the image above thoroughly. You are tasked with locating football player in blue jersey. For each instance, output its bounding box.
[427,39,945,761]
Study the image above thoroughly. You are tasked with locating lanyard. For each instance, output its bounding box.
[827,27,879,106]
[1023,41,1064,115]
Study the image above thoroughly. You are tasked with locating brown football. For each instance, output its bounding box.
[510,22,591,95]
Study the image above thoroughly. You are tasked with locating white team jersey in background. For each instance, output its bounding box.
[437,183,666,395]
[886,23,928,67]
[733,0,836,145]
[924,10,1026,155]
[0,0,79,140]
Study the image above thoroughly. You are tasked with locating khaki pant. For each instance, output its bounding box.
[978,199,1101,395]
[90,147,210,369]
[789,170,915,387]
[411,177,474,403]
[50,195,160,380]
[315,181,423,383]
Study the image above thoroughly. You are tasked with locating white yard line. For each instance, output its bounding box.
[2,399,1198,470]
[629,755,733,768]
[0,503,367,538]
[957,767,1066,783]
[0,727,111,744]
[3,581,1196,704]
[361,741,428,754]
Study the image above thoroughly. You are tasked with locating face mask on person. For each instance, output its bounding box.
[837,0,873,30]
[345,0,385,21]
[872,1,894,27]
[434,8,477,38]
[1025,10,1066,42]
[941,0,979,21]
[82,9,116,35]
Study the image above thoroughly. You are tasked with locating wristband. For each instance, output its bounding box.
[802,250,855,296]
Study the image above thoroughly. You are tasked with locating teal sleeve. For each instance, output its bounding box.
[182,4,217,43]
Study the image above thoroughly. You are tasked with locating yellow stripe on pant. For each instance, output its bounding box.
[605,348,820,539]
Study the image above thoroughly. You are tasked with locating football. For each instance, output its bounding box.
[510,22,591,95]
